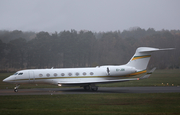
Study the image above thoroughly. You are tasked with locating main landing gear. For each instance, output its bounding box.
[14,84,20,92]
[83,84,98,91]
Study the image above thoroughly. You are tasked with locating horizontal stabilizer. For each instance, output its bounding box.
[140,67,156,79]
[139,47,175,53]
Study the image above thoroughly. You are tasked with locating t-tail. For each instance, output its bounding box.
[126,47,174,73]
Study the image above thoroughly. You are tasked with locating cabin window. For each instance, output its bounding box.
[90,72,94,75]
[61,73,65,76]
[54,73,57,77]
[46,73,50,77]
[13,73,18,75]
[39,74,43,77]
[18,73,23,75]
[68,73,72,76]
[75,72,79,76]
[83,72,86,76]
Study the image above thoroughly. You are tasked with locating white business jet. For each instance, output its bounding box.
[3,47,174,92]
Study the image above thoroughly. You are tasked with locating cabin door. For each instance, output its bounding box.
[29,71,35,83]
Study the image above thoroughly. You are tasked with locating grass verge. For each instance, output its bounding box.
[0,93,180,115]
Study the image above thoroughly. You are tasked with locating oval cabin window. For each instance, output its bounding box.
[83,72,86,76]
[61,73,65,76]
[68,73,72,76]
[90,72,94,75]
[75,72,79,76]
[46,73,50,77]
[39,74,43,77]
[54,73,57,77]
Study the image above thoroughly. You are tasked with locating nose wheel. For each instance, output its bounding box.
[14,88,18,92]
[14,85,20,92]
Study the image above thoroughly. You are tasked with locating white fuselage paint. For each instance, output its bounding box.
[3,65,136,86]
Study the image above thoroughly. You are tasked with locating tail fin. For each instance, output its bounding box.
[126,47,174,71]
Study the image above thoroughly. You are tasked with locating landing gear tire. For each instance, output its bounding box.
[14,84,20,93]
[14,88,18,92]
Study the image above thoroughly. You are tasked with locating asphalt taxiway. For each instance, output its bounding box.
[0,87,180,95]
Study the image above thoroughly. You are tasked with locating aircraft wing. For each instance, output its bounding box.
[58,78,138,85]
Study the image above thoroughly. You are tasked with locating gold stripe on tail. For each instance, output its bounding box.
[129,70,147,76]
[132,55,151,60]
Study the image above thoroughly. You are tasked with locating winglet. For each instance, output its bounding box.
[139,67,156,79]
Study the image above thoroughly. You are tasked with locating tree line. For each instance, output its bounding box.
[0,28,180,72]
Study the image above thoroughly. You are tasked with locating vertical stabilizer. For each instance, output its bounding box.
[126,47,174,71]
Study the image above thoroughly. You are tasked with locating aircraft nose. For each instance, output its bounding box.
[3,78,7,82]
[3,78,8,82]
[3,77,11,82]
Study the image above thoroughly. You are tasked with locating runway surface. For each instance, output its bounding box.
[0,86,180,95]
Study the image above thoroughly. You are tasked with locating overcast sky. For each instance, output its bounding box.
[1,0,180,32]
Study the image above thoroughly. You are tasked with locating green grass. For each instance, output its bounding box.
[0,69,180,89]
[0,93,180,115]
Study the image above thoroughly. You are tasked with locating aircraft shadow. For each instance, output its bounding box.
[52,88,130,94]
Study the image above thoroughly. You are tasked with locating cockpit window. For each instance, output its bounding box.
[18,73,23,75]
[13,73,18,75]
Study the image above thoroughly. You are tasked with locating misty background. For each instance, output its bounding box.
[0,0,180,71]
[1,0,180,32]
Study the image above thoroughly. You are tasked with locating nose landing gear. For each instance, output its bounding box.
[14,84,20,92]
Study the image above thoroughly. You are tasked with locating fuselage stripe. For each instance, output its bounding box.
[132,55,151,60]
[129,70,147,76]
